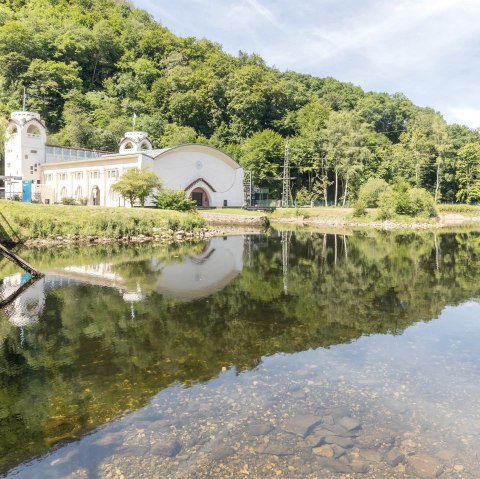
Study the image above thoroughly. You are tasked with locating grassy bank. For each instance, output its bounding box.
[202,205,480,230]
[0,201,206,242]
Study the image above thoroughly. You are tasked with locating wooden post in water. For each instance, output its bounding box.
[0,243,42,277]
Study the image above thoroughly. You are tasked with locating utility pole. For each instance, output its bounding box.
[282,142,292,208]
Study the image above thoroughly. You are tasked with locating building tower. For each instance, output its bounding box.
[4,111,47,184]
[118,131,153,154]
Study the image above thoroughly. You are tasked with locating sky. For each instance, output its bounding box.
[134,0,480,128]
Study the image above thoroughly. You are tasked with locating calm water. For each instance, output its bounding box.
[0,231,479,478]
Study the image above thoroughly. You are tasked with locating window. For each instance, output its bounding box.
[107,169,118,178]
[27,125,40,137]
[31,150,37,154]
[75,186,82,199]
[59,173,67,181]
[60,187,67,199]
[73,172,83,180]
[90,171,100,179]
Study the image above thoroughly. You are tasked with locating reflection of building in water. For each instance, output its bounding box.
[50,236,244,302]
[1,274,46,327]
[1,236,245,328]
[153,236,244,300]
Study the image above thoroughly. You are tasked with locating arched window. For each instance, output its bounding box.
[27,125,40,137]
[75,186,82,200]
[123,141,134,150]
[60,187,67,199]
[7,125,18,137]
[140,141,149,150]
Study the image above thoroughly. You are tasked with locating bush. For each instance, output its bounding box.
[377,183,437,219]
[357,178,389,208]
[155,189,197,212]
[295,187,314,206]
[62,196,76,205]
[352,197,368,217]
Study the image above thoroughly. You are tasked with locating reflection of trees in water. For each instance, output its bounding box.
[1,231,480,472]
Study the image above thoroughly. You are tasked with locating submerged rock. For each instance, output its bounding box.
[408,454,444,478]
[151,439,181,457]
[282,414,322,438]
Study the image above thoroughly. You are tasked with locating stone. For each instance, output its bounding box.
[115,444,149,457]
[282,414,322,438]
[312,445,334,458]
[338,416,361,431]
[210,445,235,461]
[323,424,358,437]
[453,464,464,472]
[324,436,354,449]
[408,454,444,478]
[246,423,274,436]
[385,448,405,467]
[258,442,293,456]
[349,460,370,473]
[151,439,181,457]
[315,457,352,474]
[92,432,123,447]
[358,449,382,463]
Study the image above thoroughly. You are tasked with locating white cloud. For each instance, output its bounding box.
[133,0,480,127]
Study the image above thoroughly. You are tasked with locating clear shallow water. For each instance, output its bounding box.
[0,231,479,478]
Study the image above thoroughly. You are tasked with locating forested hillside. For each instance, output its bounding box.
[1,0,480,203]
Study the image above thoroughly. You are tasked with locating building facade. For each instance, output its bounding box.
[3,111,245,207]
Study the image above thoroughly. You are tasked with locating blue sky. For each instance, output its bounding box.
[134,0,480,128]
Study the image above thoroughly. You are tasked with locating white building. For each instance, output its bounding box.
[3,111,245,207]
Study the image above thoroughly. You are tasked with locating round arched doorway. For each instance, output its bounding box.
[91,186,100,206]
[190,187,209,207]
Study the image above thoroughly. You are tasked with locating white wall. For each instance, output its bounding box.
[142,145,244,207]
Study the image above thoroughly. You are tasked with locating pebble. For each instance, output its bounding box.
[385,447,405,467]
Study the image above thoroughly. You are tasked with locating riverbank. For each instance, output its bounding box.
[201,206,480,231]
[0,200,208,244]
[3,201,480,247]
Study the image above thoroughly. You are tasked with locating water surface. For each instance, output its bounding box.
[1,231,479,478]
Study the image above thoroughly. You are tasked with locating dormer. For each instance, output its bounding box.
[119,131,153,154]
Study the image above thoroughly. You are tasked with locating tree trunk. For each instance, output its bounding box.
[342,173,349,207]
[434,161,441,203]
[334,167,338,207]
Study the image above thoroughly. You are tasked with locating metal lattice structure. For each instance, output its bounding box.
[243,170,253,207]
[281,142,293,208]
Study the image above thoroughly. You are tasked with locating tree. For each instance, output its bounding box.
[112,167,162,207]
[456,143,480,204]
[239,129,284,189]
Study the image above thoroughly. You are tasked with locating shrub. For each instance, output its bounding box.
[155,189,197,212]
[357,178,389,208]
[79,197,88,206]
[352,197,368,217]
[295,187,314,207]
[377,183,437,219]
[62,197,76,205]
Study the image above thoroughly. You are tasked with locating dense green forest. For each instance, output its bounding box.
[1,0,480,203]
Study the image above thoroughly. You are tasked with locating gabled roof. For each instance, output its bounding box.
[184,177,217,192]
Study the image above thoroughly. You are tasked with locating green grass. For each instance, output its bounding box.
[0,201,206,241]
[437,204,480,215]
